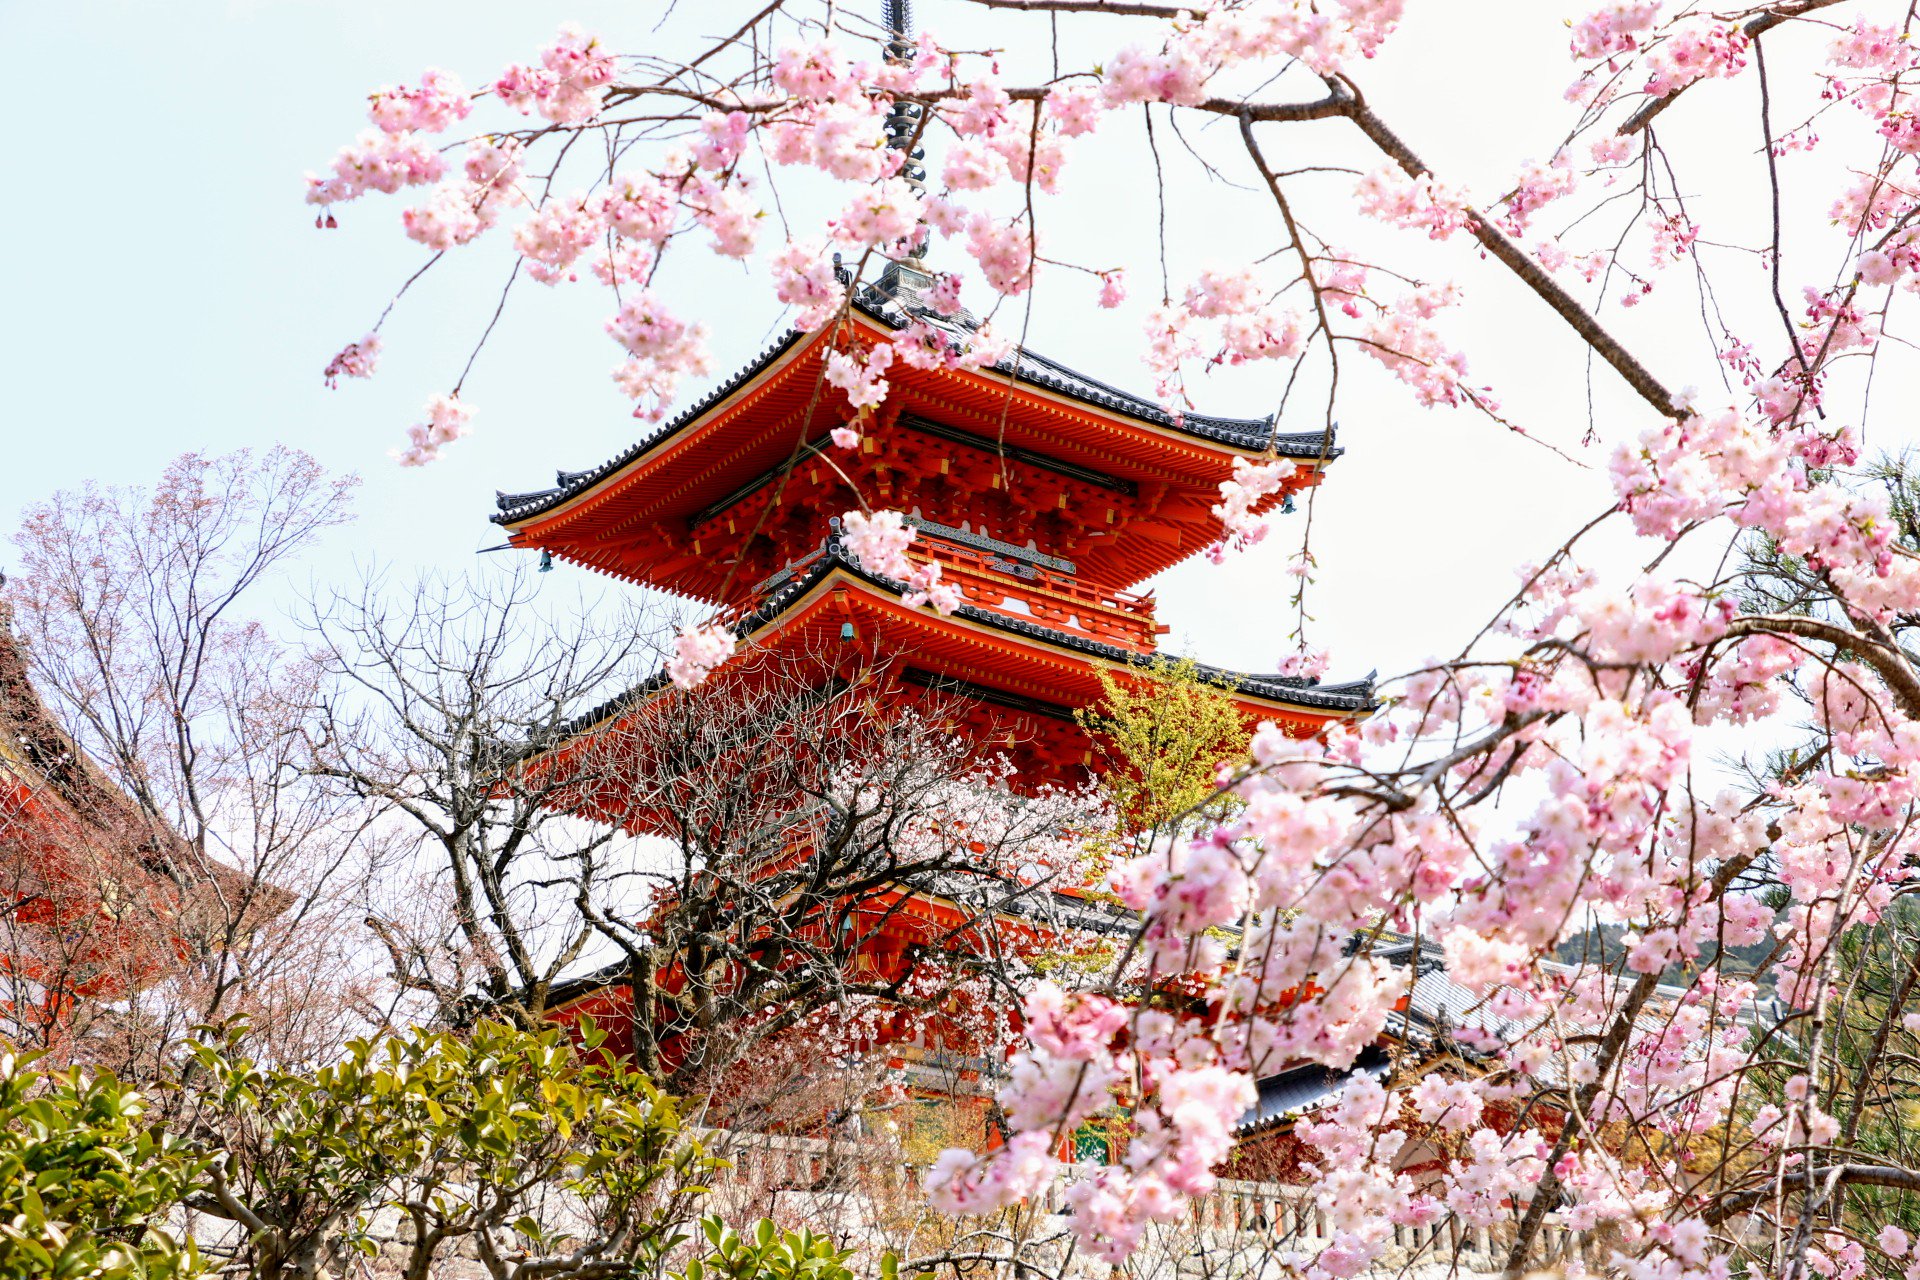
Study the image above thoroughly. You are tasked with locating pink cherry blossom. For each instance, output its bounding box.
[686,178,761,258]
[402,184,487,249]
[322,333,381,388]
[305,129,445,206]
[807,100,892,181]
[950,77,1012,138]
[597,171,677,244]
[494,24,616,126]
[513,193,600,284]
[1355,166,1472,239]
[667,622,738,689]
[391,392,472,467]
[1045,83,1104,136]
[605,292,713,420]
[839,509,917,580]
[1569,2,1662,60]
[368,68,470,135]
[926,273,965,316]
[692,111,751,171]
[830,178,922,249]
[1642,17,1750,98]
[941,139,1008,191]
[1208,456,1296,558]
[965,215,1035,295]
[771,39,857,104]
[826,343,893,410]
[771,238,843,330]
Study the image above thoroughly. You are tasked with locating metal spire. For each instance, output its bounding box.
[882,0,929,266]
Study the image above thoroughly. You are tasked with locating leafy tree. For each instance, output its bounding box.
[677,1217,862,1280]
[184,1023,440,1280]
[1076,658,1252,846]
[184,1019,714,1280]
[379,1022,712,1280]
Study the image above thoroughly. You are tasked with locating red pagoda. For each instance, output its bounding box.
[493,266,1369,727]
[490,248,1372,1079]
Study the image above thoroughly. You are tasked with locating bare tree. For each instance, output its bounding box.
[3,448,394,1076]
[542,645,1112,1097]
[306,568,1112,1099]
[301,565,662,1026]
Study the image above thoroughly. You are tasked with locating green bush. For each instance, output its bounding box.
[0,1050,209,1280]
[1,1022,889,1280]
[189,1019,718,1280]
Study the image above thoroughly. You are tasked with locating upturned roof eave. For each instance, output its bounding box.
[512,553,1374,770]
[490,294,1342,533]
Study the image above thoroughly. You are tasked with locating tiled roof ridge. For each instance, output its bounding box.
[491,288,1341,527]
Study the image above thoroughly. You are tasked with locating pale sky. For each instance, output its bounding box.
[2,1,1889,693]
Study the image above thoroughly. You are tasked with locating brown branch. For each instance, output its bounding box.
[1705,1162,1920,1225]
[1617,0,1852,136]
[1331,82,1685,418]
[1724,613,1920,720]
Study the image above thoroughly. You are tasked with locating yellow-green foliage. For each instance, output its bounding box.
[1076,658,1253,845]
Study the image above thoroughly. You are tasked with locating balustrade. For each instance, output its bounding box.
[914,534,1159,652]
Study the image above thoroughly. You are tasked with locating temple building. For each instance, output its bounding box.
[488,254,1378,1139]
[493,263,1371,771]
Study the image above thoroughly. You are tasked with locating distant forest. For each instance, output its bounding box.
[1553,921,1777,990]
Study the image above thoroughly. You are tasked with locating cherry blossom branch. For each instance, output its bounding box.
[1724,613,1920,720]
[1330,77,1686,418]
[1617,0,1853,136]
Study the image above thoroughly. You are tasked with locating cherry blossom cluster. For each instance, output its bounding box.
[321,333,380,389]
[494,24,616,126]
[605,292,714,422]
[391,393,472,467]
[667,622,738,691]
[368,68,471,135]
[839,509,960,616]
[926,981,1260,1263]
[1206,456,1296,562]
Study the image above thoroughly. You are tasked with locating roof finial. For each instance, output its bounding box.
[882,0,928,267]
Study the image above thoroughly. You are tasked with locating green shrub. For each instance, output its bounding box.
[0,1050,209,1280]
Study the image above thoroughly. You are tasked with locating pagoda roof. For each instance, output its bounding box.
[492,284,1339,527]
[532,544,1374,752]
[3,602,195,884]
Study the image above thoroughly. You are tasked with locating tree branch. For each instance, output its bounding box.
[1705,1162,1920,1225]
[1617,0,1852,136]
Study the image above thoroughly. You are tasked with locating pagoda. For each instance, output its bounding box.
[489,2,1371,1119]
[494,267,1370,768]
[490,254,1371,1071]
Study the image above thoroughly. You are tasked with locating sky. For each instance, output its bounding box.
[0,0,1889,696]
